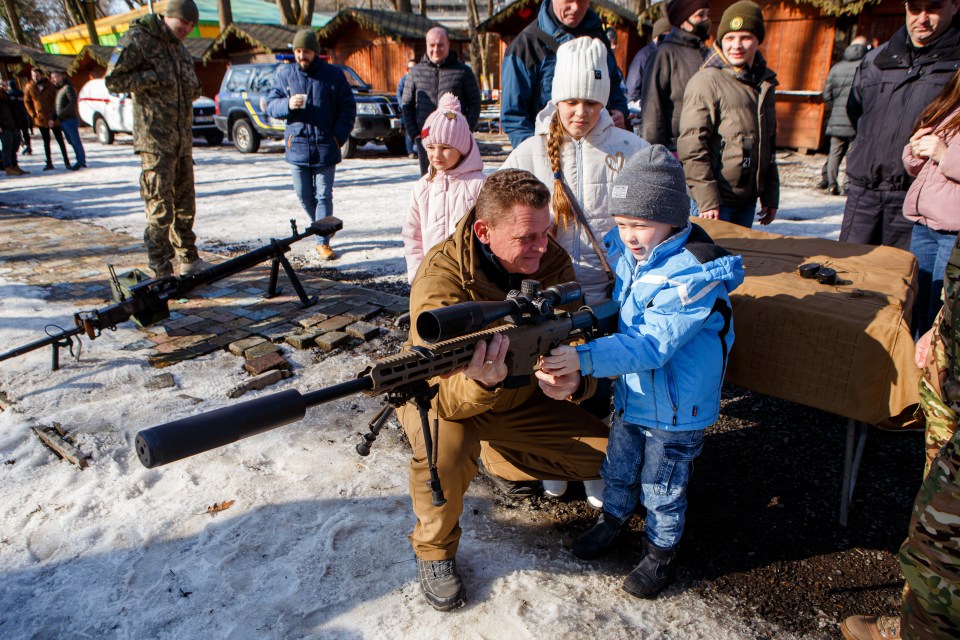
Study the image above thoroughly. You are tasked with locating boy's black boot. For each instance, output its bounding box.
[622,539,677,598]
[571,510,627,560]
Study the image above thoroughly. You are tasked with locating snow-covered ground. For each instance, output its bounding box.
[0,137,839,639]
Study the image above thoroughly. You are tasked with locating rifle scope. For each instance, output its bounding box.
[416,280,583,343]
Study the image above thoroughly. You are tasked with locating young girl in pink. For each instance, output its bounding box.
[402,93,486,283]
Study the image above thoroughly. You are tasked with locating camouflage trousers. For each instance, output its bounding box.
[899,402,960,638]
[139,150,198,275]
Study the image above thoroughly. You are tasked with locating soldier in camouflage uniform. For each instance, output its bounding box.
[105,0,204,278]
[842,239,960,639]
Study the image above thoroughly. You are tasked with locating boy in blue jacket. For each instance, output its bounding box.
[539,145,744,598]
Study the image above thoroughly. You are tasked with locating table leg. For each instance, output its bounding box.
[839,419,870,527]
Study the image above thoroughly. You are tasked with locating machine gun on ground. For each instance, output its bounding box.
[135,280,619,503]
[0,217,342,370]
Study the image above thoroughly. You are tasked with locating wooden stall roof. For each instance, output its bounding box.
[794,0,885,15]
[203,23,300,62]
[183,37,216,60]
[317,8,468,43]
[481,0,638,34]
[66,44,114,76]
[21,50,73,74]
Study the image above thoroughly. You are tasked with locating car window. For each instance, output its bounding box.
[250,67,276,94]
[335,65,367,90]
[225,68,252,92]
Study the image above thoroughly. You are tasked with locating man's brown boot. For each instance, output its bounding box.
[840,615,901,640]
[316,245,336,261]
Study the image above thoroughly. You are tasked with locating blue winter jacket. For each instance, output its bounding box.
[576,223,744,430]
[266,58,356,167]
[500,0,628,148]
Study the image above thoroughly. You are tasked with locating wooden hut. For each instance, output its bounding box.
[203,23,300,66]
[479,0,642,88]
[316,8,468,94]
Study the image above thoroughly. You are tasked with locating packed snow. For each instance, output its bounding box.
[0,136,839,639]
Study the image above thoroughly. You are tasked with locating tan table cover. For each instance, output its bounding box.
[695,218,920,425]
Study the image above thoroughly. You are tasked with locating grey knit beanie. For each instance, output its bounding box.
[609,145,689,227]
[292,29,321,54]
[165,0,199,23]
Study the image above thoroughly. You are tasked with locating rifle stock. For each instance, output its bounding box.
[135,288,619,469]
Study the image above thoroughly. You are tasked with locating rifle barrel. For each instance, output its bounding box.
[0,325,84,364]
[135,376,373,468]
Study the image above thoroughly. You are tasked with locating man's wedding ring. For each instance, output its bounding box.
[484,360,495,365]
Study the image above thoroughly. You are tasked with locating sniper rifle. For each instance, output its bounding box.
[135,280,619,505]
[0,217,342,370]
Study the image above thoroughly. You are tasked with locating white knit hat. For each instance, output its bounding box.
[551,37,610,104]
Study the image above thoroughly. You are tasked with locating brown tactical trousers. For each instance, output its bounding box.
[398,390,609,560]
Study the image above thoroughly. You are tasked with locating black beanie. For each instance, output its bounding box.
[666,0,709,29]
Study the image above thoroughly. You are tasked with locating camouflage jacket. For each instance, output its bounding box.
[105,13,201,154]
[920,237,960,475]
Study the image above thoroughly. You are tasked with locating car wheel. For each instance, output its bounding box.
[204,129,225,146]
[94,116,114,145]
[340,135,357,159]
[384,134,406,155]
[232,118,260,153]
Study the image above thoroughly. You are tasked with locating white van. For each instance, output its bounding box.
[77,78,223,146]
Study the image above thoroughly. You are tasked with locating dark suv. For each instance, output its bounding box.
[213,61,405,157]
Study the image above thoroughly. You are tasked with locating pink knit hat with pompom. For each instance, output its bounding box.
[420,93,473,156]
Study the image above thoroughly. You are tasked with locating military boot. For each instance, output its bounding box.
[416,557,466,611]
[622,539,677,598]
[840,615,901,640]
[571,510,627,560]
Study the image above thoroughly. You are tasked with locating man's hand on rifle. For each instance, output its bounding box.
[536,345,583,400]
[460,333,510,389]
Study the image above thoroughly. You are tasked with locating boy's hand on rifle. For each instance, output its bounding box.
[539,345,581,377]
[462,333,510,388]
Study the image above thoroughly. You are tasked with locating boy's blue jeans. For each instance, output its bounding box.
[290,164,336,246]
[602,417,705,550]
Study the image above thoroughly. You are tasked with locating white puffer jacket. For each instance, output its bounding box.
[403,138,486,282]
[501,103,649,303]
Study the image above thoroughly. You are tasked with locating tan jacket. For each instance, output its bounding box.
[678,46,780,211]
[24,79,57,128]
[407,206,586,422]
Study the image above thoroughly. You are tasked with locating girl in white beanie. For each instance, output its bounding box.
[502,36,649,507]
[402,93,486,283]
[502,36,649,306]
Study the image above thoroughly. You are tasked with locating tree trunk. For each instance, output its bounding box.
[396,0,412,12]
[298,0,314,27]
[82,0,100,45]
[2,0,25,44]
[465,0,485,89]
[418,0,426,17]
[275,0,296,25]
[218,0,233,31]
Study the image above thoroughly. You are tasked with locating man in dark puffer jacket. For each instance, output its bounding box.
[402,27,481,176]
[840,2,960,250]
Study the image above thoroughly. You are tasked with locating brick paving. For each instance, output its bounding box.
[0,208,408,368]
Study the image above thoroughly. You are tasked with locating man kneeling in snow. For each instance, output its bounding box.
[398,168,609,611]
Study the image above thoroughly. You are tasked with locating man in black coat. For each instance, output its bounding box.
[402,27,481,176]
[840,1,960,250]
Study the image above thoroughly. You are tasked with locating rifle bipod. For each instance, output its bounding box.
[264,239,317,308]
[354,384,446,507]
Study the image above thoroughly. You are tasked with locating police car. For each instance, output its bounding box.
[77,78,224,146]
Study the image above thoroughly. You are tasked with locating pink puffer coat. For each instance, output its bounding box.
[903,110,960,232]
[402,137,486,282]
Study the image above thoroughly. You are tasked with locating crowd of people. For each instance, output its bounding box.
[7,0,960,635]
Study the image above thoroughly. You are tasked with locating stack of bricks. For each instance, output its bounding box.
[0,208,409,372]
